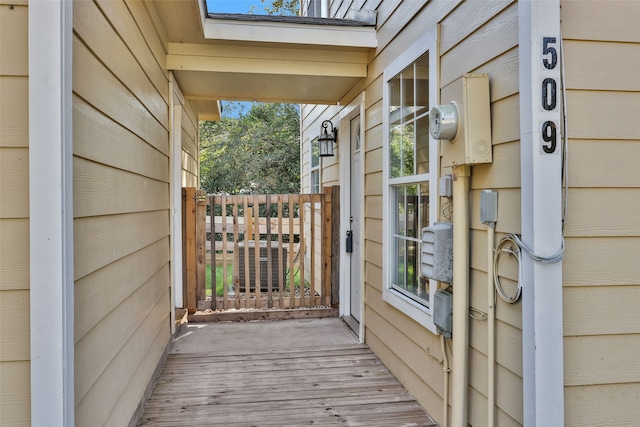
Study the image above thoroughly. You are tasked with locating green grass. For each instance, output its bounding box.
[206,260,303,297]
[205,261,232,297]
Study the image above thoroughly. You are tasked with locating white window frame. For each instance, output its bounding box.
[303,0,322,17]
[310,136,320,193]
[382,27,438,333]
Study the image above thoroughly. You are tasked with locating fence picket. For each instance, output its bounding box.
[232,200,240,309]
[298,197,305,308]
[243,197,251,299]
[221,195,228,308]
[210,195,217,310]
[266,196,273,308]
[277,194,285,308]
[253,195,261,309]
[289,197,295,309]
[309,194,316,307]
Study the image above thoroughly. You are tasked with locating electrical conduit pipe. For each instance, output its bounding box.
[487,222,496,426]
[451,165,471,427]
[441,334,450,427]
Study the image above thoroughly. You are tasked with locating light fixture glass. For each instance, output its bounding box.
[318,120,336,157]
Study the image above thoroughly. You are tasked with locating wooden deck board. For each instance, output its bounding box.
[138,343,437,426]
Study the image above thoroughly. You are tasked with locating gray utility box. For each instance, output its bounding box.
[434,289,453,338]
[237,240,287,292]
[421,222,454,284]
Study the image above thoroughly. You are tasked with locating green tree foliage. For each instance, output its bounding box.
[250,0,299,15]
[200,102,300,195]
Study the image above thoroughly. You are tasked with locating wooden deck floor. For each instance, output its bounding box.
[137,320,437,426]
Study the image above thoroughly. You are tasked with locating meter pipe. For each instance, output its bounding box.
[441,334,450,427]
[487,223,496,427]
[451,165,471,427]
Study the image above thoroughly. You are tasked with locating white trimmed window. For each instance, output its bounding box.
[310,136,320,193]
[382,28,438,332]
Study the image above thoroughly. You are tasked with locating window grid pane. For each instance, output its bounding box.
[387,48,432,309]
[391,184,429,305]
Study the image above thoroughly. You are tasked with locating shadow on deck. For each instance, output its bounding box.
[137,318,437,426]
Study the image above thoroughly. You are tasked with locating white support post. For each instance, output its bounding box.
[169,75,184,315]
[29,0,74,425]
[519,1,565,425]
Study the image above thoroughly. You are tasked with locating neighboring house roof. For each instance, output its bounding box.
[207,12,375,27]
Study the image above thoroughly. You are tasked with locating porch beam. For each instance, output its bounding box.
[202,18,377,48]
[167,43,368,78]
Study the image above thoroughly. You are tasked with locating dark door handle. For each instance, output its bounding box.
[346,231,353,253]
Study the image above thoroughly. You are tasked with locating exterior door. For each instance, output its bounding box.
[349,115,362,322]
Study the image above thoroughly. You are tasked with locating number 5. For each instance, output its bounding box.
[543,37,557,69]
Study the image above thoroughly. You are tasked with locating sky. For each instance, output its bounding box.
[206,1,291,118]
[206,0,267,14]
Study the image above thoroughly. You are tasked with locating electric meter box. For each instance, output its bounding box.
[421,222,453,284]
[438,74,492,166]
[434,289,453,338]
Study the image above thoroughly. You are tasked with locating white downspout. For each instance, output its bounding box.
[321,0,329,18]
[450,165,470,427]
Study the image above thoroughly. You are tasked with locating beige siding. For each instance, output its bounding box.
[0,2,30,425]
[302,1,640,426]
[376,0,523,424]
[561,2,640,425]
[301,1,525,425]
[182,100,200,187]
[73,0,172,425]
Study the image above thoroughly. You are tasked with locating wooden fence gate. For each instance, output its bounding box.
[182,187,340,316]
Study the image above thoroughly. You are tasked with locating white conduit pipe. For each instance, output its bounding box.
[487,223,496,427]
[451,165,471,427]
[441,334,450,427]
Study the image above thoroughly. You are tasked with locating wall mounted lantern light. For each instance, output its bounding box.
[318,120,337,157]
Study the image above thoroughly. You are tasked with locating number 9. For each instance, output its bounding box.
[541,121,557,153]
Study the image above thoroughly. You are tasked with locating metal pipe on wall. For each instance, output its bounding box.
[441,334,450,427]
[487,223,496,426]
[450,165,471,427]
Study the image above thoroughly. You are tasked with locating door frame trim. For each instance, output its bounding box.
[338,92,365,342]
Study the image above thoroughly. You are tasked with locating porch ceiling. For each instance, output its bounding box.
[152,0,376,112]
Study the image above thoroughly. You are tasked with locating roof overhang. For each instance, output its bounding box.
[152,0,377,113]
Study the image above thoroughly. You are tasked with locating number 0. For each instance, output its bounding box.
[542,78,557,111]
[542,37,557,69]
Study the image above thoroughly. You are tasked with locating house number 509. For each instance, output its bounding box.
[541,37,558,154]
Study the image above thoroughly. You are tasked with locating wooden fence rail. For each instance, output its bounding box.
[183,187,339,313]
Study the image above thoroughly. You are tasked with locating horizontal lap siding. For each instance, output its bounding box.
[561,2,640,425]
[73,0,171,425]
[302,1,525,425]
[369,0,524,425]
[182,101,200,187]
[0,2,30,426]
[441,1,523,424]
